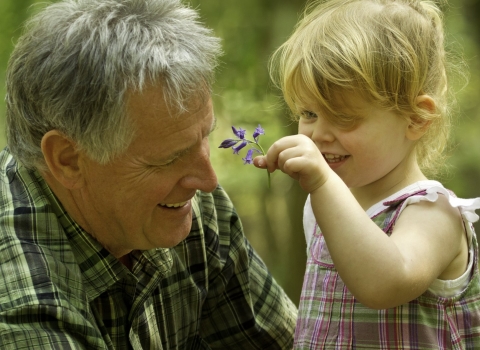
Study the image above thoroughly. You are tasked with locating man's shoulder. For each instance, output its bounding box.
[0,151,87,315]
[0,228,88,318]
[0,219,88,317]
[0,149,69,254]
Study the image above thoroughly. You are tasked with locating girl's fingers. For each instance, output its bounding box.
[253,156,266,169]
[258,134,317,173]
[254,155,278,173]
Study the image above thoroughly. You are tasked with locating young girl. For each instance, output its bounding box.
[254,0,480,348]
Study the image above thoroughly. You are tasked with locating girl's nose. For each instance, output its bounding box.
[310,116,336,144]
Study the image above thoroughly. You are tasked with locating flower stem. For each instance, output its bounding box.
[248,140,270,189]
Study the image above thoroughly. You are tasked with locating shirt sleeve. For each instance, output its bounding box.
[197,186,297,349]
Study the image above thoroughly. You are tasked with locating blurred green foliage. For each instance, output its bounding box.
[1,0,479,305]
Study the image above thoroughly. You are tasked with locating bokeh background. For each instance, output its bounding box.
[1,0,479,306]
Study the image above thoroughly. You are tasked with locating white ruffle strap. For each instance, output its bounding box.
[406,186,480,223]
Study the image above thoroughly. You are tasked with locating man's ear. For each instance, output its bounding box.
[41,130,84,189]
[406,95,436,141]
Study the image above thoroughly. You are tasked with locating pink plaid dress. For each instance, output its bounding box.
[295,181,480,349]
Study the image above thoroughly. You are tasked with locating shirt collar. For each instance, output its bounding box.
[42,180,128,300]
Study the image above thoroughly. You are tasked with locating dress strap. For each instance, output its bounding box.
[379,189,427,234]
[372,186,480,235]
[370,189,427,235]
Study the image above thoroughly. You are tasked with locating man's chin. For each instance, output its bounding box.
[151,215,193,249]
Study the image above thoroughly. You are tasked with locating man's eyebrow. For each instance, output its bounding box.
[156,117,217,165]
[169,148,191,160]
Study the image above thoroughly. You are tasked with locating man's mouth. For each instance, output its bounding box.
[158,201,188,208]
[323,153,349,164]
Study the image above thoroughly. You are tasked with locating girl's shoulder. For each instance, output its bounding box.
[373,181,479,298]
[368,180,480,225]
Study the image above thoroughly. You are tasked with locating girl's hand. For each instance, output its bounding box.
[253,134,331,194]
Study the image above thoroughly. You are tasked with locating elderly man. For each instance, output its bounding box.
[0,0,297,348]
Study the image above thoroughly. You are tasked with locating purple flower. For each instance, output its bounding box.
[232,126,246,139]
[218,139,239,149]
[219,124,271,187]
[242,149,254,164]
[252,124,265,142]
[232,140,247,154]
[243,148,261,164]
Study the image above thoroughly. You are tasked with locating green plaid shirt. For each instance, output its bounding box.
[0,148,297,349]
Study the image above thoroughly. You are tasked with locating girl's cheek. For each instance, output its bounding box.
[298,124,313,138]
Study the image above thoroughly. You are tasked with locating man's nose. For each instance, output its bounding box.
[181,141,218,192]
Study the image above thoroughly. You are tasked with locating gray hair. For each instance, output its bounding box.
[6,0,222,170]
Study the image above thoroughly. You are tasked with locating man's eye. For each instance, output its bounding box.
[147,158,178,170]
[161,158,179,167]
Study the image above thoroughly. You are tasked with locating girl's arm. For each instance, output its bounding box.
[254,134,466,309]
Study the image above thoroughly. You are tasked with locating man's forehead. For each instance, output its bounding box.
[124,85,214,160]
[126,86,168,119]
[126,85,211,116]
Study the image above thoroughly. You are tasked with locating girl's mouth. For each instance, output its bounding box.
[323,153,349,164]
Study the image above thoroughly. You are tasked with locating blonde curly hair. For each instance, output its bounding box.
[270,0,465,178]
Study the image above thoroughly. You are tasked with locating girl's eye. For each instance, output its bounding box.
[335,113,362,130]
[300,110,317,120]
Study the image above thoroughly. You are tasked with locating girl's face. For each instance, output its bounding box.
[298,94,420,198]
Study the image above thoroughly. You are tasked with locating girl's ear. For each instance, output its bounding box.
[406,95,435,141]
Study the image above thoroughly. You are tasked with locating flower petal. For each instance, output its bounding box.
[242,149,254,164]
[218,139,239,148]
[253,124,265,141]
[232,140,247,154]
[232,126,246,139]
